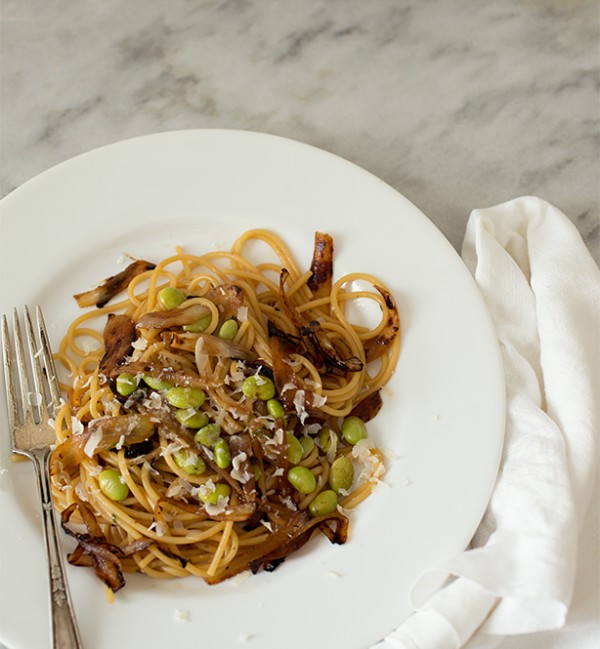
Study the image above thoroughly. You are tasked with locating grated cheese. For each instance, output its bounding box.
[70,417,84,435]
[205,495,230,516]
[83,428,103,457]
[230,453,252,483]
[174,609,189,621]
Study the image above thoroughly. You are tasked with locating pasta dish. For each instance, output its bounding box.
[49,229,400,592]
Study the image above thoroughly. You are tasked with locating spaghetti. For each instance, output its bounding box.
[50,229,401,591]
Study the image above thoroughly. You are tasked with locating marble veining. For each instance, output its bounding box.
[0,0,598,262]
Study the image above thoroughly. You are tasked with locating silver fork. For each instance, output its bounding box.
[1,306,83,649]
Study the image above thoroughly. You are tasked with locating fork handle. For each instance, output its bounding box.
[31,448,83,649]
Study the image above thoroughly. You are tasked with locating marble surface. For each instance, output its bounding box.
[0,1,598,649]
[1,0,598,264]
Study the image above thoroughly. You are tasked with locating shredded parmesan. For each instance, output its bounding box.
[83,428,103,457]
[311,393,327,407]
[70,417,84,435]
[205,495,230,516]
[302,423,321,436]
[230,453,252,483]
[174,609,189,621]
[260,520,274,532]
[293,390,309,424]
[196,479,217,500]
[131,337,148,351]
[281,382,295,395]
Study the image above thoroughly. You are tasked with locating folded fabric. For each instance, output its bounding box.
[371,196,600,649]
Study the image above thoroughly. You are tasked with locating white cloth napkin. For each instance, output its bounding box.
[372,196,600,649]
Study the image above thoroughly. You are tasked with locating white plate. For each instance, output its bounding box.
[0,130,505,649]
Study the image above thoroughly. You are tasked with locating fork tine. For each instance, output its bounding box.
[1,313,18,432]
[12,307,32,427]
[23,305,47,425]
[36,305,61,414]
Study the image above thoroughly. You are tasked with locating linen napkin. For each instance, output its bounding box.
[371,196,600,649]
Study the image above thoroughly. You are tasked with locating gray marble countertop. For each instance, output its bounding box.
[1,0,598,264]
[0,2,598,649]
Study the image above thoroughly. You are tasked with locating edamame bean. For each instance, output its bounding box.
[218,319,239,340]
[174,449,206,475]
[214,438,231,468]
[175,409,209,429]
[242,376,258,398]
[309,489,338,517]
[266,398,285,419]
[287,466,317,494]
[183,315,212,333]
[194,423,221,448]
[98,469,129,502]
[300,436,315,458]
[165,386,206,409]
[287,433,304,465]
[198,482,231,505]
[341,416,367,445]
[256,376,276,400]
[242,375,276,400]
[329,456,354,493]
[143,376,174,391]
[158,287,187,310]
[116,372,139,397]
[318,426,337,452]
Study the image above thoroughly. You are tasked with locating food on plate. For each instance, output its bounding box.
[50,229,400,592]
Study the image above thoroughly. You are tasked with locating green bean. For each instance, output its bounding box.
[98,469,129,502]
[194,423,221,448]
[218,319,239,340]
[242,375,276,400]
[165,386,206,409]
[309,489,338,517]
[329,456,354,493]
[287,466,317,494]
[158,287,187,310]
[214,438,231,468]
[341,416,367,445]
[198,482,231,505]
[266,398,285,419]
[175,409,209,429]
[183,315,212,333]
[116,372,139,397]
[300,436,315,458]
[143,376,174,391]
[173,449,206,475]
[287,433,304,465]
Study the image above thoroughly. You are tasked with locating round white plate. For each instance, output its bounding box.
[0,130,504,649]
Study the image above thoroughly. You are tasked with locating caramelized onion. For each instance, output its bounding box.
[137,303,212,330]
[363,285,401,363]
[61,500,153,592]
[307,231,334,299]
[279,269,362,373]
[51,414,156,471]
[73,259,156,308]
[349,390,383,423]
[204,509,348,584]
[99,314,136,377]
